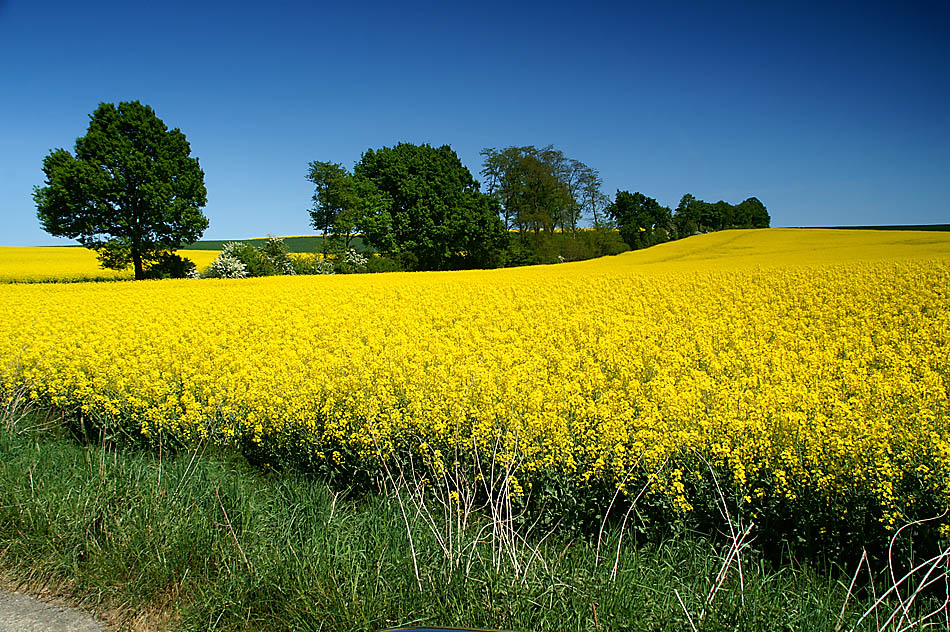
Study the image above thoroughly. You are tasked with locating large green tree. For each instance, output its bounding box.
[306,160,348,256]
[673,194,771,234]
[307,160,392,254]
[480,145,600,236]
[673,193,700,237]
[33,101,208,279]
[608,190,673,250]
[353,143,507,270]
[734,196,771,228]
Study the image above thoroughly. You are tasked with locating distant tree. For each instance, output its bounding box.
[307,161,386,253]
[714,200,735,230]
[480,145,602,248]
[578,168,610,229]
[608,190,673,250]
[735,197,771,228]
[354,143,508,270]
[696,200,719,232]
[674,193,700,237]
[521,147,571,235]
[479,146,523,230]
[33,101,208,280]
[338,177,391,250]
[554,156,603,234]
[673,195,771,233]
[306,160,348,255]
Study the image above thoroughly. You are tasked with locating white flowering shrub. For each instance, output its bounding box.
[342,249,368,273]
[220,241,250,260]
[205,252,248,279]
[292,254,335,275]
[259,235,296,276]
[313,258,335,274]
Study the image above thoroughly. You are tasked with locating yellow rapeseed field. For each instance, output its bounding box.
[0,246,220,282]
[1,229,949,538]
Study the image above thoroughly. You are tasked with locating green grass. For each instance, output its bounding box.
[0,408,945,631]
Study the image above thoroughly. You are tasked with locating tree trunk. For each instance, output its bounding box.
[132,248,145,280]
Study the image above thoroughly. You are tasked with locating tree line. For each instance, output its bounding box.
[309,142,770,270]
[33,101,770,278]
[608,191,771,251]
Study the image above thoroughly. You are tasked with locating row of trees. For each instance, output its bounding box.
[479,145,609,234]
[308,144,508,271]
[308,142,770,269]
[608,191,770,250]
[33,100,770,278]
[307,143,624,271]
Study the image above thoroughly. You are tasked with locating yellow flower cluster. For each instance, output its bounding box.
[1,229,949,530]
[0,247,220,282]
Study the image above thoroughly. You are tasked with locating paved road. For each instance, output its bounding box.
[0,590,104,632]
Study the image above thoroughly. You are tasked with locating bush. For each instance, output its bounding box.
[219,242,266,275]
[204,251,248,279]
[206,239,296,278]
[501,230,628,266]
[257,236,296,276]
[585,228,629,257]
[144,252,198,279]
[365,254,404,274]
[335,249,369,274]
[291,254,335,275]
[503,240,541,267]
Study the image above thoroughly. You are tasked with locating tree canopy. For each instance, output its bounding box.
[610,190,771,251]
[306,160,380,255]
[607,191,673,249]
[673,194,771,235]
[352,143,508,270]
[306,141,771,270]
[34,101,208,279]
[480,145,603,236]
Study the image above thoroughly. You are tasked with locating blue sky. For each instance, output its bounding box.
[1,0,948,246]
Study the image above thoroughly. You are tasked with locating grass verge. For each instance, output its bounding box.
[0,409,946,631]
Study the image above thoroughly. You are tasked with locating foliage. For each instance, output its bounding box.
[306,161,383,254]
[674,193,771,236]
[480,145,603,236]
[607,190,674,250]
[5,418,939,632]
[33,101,208,280]
[180,236,371,254]
[479,145,616,263]
[304,142,670,270]
[610,190,772,251]
[352,143,509,270]
[206,237,296,278]
[204,250,248,279]
[143,252,198,279]
[291,253,335,275]
[499,228,629,266]
[364,254,404,274]
[306,160,347,254]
